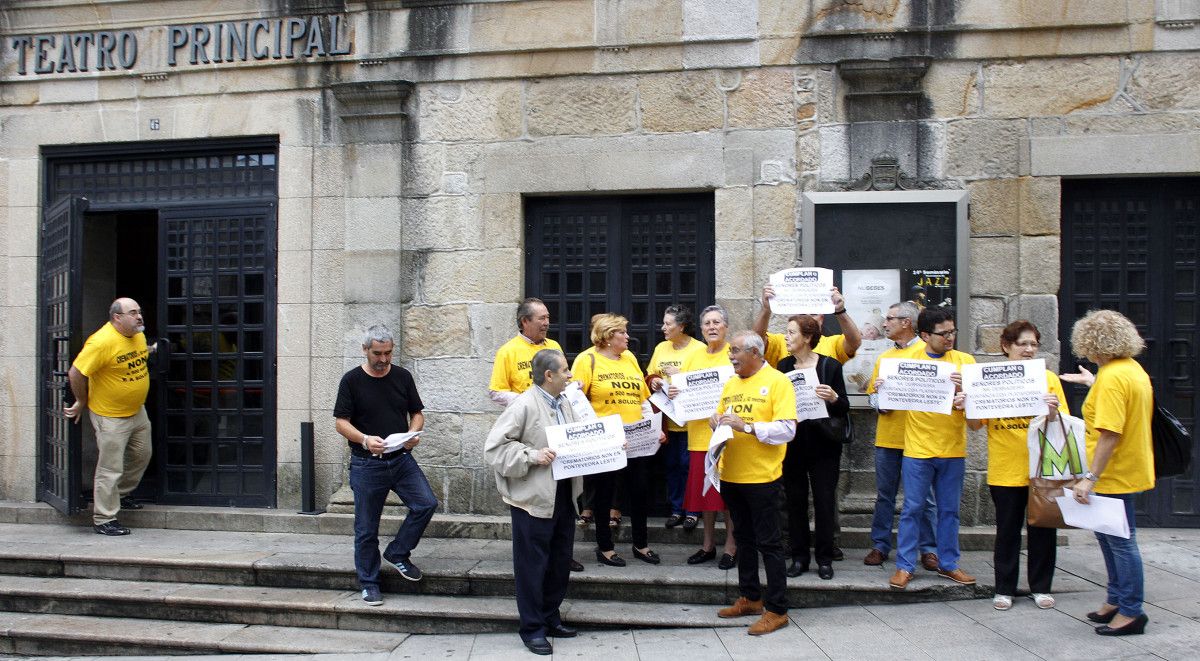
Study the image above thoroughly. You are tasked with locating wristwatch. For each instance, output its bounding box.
[743,423,753,434]
[1083,471,1098,482]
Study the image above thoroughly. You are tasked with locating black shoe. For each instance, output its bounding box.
[569,558,585,572]
[665,513,685,528]
[119,497,143,510]
[687,548,716,565]
[787,560,809,577]
[818,564,834,580]
[832,546,844,562]
[523,636,553,655]
[546,623,577,638]
[93,520,130,536]
[681,515,699,531]
[1086,609,1117,624]
[595,549,626,567]
[384,556,423,581]
[1095,614,1148,636]
[718,553,737,570]
[632,546,661,565]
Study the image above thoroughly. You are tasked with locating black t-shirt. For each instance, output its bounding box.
[333,365,424,456]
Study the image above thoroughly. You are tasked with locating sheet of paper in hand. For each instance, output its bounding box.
[624,412,663,459]
[670,365,735,422]
[382,431,420,452]
[649,388,682,426]
[768,268,835,315]
[547,414,627,480]
[961,359,1048,419]
[563,381,598,421]
[786,368,829,422]
[877,358,956,414]
[703,424,734,496]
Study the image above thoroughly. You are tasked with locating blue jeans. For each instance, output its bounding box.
[869,446,936,555]
[1095,492,1144,617]
[349,451,439,589]
[664,430,693,515]
[897,456,965,573]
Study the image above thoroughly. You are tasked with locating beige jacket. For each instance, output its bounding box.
[484,386,579,519]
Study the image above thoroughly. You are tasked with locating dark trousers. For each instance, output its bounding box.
[664,430,692,515]
[586,470,617,552]
[349,451,438,589]
[624,456,653,549]
[512,479,576,640]
[783,443,842,566]
[990,485,1057,595]
[722,479,788,615]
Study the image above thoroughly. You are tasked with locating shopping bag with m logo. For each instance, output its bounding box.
[1025,413,1088,528]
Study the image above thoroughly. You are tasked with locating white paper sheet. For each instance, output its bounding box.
[547,414,627,480]
[623,413,663,459]
[768,268,836,315]
[649,389,683,426]
[381,431,420,452]
[563,381,598,421]
[962,359,1049,419]
[1054,489,1131,539]
[702,424,734,496]
[876,358,957,414]
[785,368,829,422]
[669,366,735,422]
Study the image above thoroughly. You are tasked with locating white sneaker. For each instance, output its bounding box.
[1031,593,1055,609]
[992,594,1013,611]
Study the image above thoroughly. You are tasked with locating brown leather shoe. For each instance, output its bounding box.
[718,597,764,618]
[937,568,976,585]
[889,569,913,590]
[863,548,887,565]
[747,611,790,636]
[920,552,940,571]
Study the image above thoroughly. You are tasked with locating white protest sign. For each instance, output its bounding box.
[649,389,683,426]
[841,269,901,396]
[547,414,626,480]
[961,359,1048,419]
[703,424,734,496]
[563,381,598,421]
[624,413,663,459]
[768,268,835,315]
[669,366,735,422]
[785,368,829,422]
[877,358,956,414]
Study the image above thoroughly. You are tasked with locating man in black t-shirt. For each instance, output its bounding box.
[334,325,438,606]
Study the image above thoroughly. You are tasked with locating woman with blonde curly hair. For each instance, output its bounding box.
[1062,309,1154,636]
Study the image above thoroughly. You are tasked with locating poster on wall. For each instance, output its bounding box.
[905,268,955,310]
[840,269,900,396]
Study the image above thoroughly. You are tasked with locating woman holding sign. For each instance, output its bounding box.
[776,315,849,580]
[572,313,664,567]
[964,321,1068,611]
[647,305,704,529]
[671,305,738,569]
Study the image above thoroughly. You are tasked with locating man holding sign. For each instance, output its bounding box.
[884,307,977,591]
[484,349,581,655]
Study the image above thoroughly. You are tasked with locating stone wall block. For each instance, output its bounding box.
[277,250,312,305]
[923,61,981,118]
[275,357,311,426]
[796,130,821,172]
[1019,176,1061,236]
[312,146,346,198]
[5,256,35,307]
[421,249,521,303]
[310,250,344,304]
[1062,111,1200,137]
[715,186,753,241]
[479,194,522,249]
[818,124,850,182]
[967,178,1019,236]
[310,357,349,418]
[982,57,1119,118]
[751,184,797,239]
[0,451,35,501]
[342,251,403,304]
[945,119,1024,179]
[461,411,501,468]
[310,304,347,359]
[417,81,524,143]
[473,470,510,515]
[715,240,754,300]
[277,304,312,359]
[403,143,446,198]
[311,197,346,250]
[402,196,481,251]
[0,356,36,406]
[715,298,754,331]
[526,76,638,137]
[752,240,796,295]
[414,357,494,412]
[724,129,797,185]
[469,0,594,51]
[1127,52,1200,111]
[1015,294,1061,360]
[345,144,404,198]
[344,197,401,252]
[1019,235,1060,294]
[345,304,405,352]
[277,197,313,252]
[278,146,314,200]
[597,0,684,44]
[402,304,472,358]
[639,71,724,133]
[969,237,1019,295]
[727,68,796,129]
[418,412,465,465]
[471,304,521,360]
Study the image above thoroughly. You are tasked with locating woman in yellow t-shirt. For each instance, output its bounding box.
[572,313,663,567]
[1064,310,1154,636]
[647,305,704,528]
[668,305,737,569]
[965,321,1069,612]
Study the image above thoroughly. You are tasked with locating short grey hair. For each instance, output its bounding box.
[699,304,728,326]
[108,300,125,317]
[730,329,764,354]
[889,301,920,324]
[531,349,566,386]
[361,324,395,349]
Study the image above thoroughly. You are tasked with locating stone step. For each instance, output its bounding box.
[0,610,410,656]
[0,575,737,635]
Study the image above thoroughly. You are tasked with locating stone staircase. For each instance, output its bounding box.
[0,502,1015,655]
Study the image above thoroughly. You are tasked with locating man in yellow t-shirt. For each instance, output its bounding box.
[489,298,563,407]
[710,331,796,636]
[885,307,977,591]
[64,298,153,536]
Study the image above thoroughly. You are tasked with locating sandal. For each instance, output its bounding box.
[1031,593,1055,609]
[609,516,622,528]
[577,513,594,527]
[992,594,1013,611]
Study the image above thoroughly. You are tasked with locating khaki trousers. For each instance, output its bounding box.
[90,406,152,525]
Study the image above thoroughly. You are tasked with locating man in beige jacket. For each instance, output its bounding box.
[484,349,579,656]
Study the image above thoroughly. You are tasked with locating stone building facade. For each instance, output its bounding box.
[1,1,1197,526]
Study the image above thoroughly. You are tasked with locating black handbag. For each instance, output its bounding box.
[813,356,853,445]
[1152,398,1192,478]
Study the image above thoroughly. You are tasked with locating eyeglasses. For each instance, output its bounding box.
[884,316,907,322]
[117,309,142,316]
[929,329,959,338]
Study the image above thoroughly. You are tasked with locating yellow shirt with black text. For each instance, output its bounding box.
[680,344,732,451]
[985,371,1070,487]
[764,332,851,368]
[648,337,704,432]
[571,349,649,423]
[72,322,150,418]
[865,339,928,450]
[1083,357,1155,494]
[488,335,563,396]
[716,365,797,484]
[903,349,976,459]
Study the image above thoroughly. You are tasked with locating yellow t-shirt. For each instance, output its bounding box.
[985,371,1070,487]
[571,349,648,423]
[716,365,798,484]
[680,343,732,451]
[903,349,976,459]
[866,339,928,449]
[72,322,150,418]
[764,332,851,368]
[488,335,563,396]
[648,337,704,431]
[1083,357,1155,494]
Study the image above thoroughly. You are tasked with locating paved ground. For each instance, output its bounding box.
[4,525,1198,660]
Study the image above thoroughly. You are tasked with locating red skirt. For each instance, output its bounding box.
[683,450,726,512]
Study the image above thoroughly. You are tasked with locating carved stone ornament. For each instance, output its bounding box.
[847,153,913,191]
